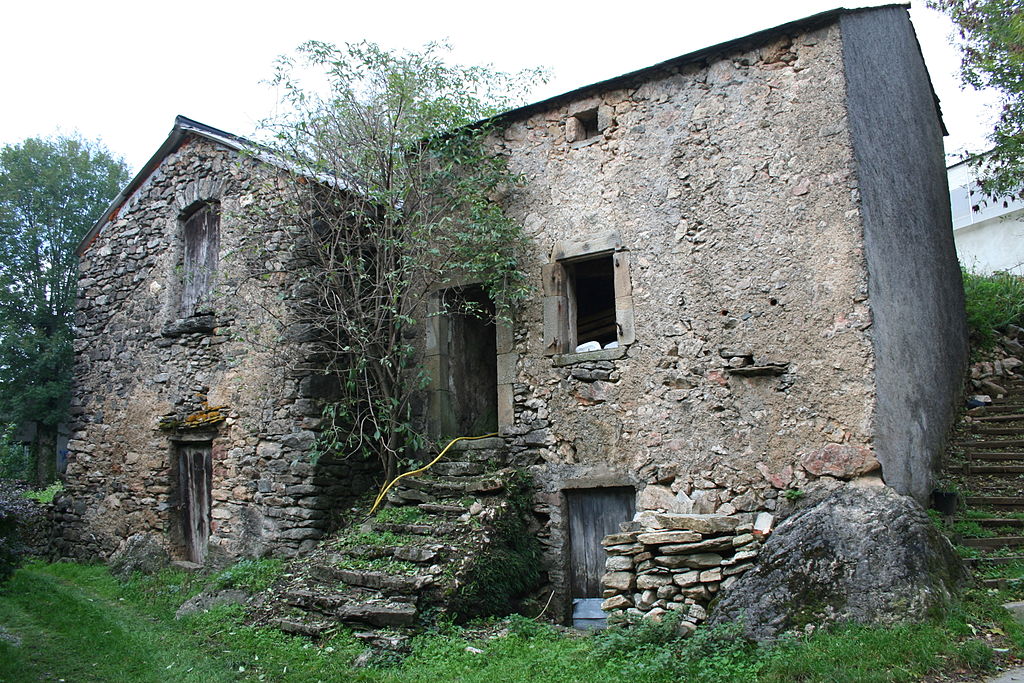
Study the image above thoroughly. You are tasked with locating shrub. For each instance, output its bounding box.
[23,481,63,505]
[0,424,31,482]
[0,479,40,582]
[961,268,1024,349]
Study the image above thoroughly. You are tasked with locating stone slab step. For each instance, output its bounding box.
[430,461,486,477]
[963,465,1024,474]
[972,427,1024,436]
[273,617,331,637]
[971,518,1024,528]
[966,496,1024,510]
[961,439,1024,449]
[336,601,417,627]
[970,405,1024,415]
[331,568,430,593]
[973,413,1024,423]
[960,536,1024,549]
[963,555,1024,565]
[449,437,505,451]
[981,577,1024,589]
[417,503,470,515]
[961,452,1024,461]
[371,520,460,536]
[336,545,440,563]
[397,475,505,495]
[282,588,350,612]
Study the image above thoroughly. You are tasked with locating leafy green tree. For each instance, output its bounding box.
[0,136,130,484]
[930,0,1024,196]
[256,42,542,478]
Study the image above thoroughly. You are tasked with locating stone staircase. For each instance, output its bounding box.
[251,437,537,650]
[945,359,1024,591]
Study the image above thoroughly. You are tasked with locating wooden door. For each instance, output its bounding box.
[566,487,635,598]
[178,443,212,563]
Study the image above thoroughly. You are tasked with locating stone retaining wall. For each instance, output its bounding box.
[600,512,769,629]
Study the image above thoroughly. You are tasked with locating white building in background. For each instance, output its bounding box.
[949,158,1024,275]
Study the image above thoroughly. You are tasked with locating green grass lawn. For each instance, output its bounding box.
[0,561,1020,682]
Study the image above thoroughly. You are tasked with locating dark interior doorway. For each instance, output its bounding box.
[441,286,498,437]
[177,441,212,564]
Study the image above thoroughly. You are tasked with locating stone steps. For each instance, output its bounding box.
[959,536,1024,550]
[971,427,1024,436]
[947,359,1024,592]
[252,454,536,644]
[965,496,1024,510]
[960,452,1024,461]
[962,465,1024,474]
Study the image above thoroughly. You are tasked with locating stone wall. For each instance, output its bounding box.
[490,18,883,617]
[600,512,768,628]
[53,135,378,563]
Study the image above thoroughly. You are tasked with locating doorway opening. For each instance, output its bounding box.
[435,285,498,438]
[565,486,635,628]
[176,441,212,564]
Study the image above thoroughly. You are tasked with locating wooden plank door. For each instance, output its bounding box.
[178,443,212,564]
[566,487,635,598]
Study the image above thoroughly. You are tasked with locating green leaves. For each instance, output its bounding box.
[0,136,129,434]
[930,0,1024,197]
[259,42,542,475]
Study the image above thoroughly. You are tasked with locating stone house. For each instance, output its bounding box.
[56,4,965,619]
[52,117,379,563]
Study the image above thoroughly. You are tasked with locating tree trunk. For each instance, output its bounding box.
[32,423,56,486]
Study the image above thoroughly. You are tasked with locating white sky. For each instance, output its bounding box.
[0,0,1001,174]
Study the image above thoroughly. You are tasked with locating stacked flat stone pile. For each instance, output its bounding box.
[601,512,766,630]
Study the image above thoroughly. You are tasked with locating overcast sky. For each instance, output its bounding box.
[0,1,1000,173]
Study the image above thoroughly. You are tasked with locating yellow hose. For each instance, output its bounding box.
[369,432,499,515]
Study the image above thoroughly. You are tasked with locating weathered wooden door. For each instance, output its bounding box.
[178,443,212,563]
[566,487,635,598]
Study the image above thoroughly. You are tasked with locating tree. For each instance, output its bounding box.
[930,0,1024,197]
[255,42,542,479]
[0,136,130,484]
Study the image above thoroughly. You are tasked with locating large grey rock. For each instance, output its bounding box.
[108,533,170,577]
[710,485,969,640]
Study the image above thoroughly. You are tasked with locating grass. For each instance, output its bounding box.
[0,562,1021,682]
[962,267,1024,351]
[374,506,426,524]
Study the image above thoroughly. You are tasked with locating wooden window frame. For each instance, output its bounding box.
[543,230,635,356]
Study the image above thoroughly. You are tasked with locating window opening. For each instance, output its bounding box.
[180,202,220,316]
[568,255,617,350]
[573,108,600,140]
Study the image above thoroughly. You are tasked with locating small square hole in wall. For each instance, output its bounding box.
[569,108,601,142]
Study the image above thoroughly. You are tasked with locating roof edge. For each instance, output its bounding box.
[76,116,259,256]
[486,4,912,127]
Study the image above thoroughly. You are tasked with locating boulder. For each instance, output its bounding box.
[108,533,170,577]
[710,485,969,640]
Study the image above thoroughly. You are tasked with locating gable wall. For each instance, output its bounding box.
[53,137,377,563]
[841,7,968,502]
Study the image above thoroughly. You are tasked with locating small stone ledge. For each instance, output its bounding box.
[552,346,627,367]
[726,362,789,377]
[161,314,217,337]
